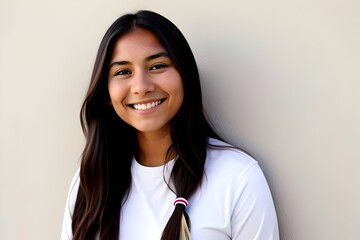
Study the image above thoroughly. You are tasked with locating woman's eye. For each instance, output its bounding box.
[150,64,167,70]
[115,69,131,76]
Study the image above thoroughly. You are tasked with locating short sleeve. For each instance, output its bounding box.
[231,163,279,240]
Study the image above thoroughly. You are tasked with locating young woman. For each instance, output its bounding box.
[61,10,279,240]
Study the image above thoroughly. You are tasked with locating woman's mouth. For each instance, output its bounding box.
[130,99,165,110]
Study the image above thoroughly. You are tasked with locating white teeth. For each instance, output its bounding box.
[133,100,162,110]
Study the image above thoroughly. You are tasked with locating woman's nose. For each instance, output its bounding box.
[130,71,155,95]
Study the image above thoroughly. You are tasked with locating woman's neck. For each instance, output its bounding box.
[136,127,176,167]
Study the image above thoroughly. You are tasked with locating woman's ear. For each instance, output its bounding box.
[109,99,113,105]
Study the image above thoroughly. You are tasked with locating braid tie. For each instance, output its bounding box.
[173,197,188,208]
[173,197,191,240]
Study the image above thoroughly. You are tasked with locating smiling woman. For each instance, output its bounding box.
[108,28,184,136]
[61,10,279,240]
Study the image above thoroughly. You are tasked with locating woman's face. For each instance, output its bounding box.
[108,28,184,135]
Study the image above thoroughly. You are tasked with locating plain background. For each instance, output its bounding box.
[1,0,359,239]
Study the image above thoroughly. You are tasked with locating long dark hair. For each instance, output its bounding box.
[72,10,220,239]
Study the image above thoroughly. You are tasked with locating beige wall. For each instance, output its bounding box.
[1,0,359,239]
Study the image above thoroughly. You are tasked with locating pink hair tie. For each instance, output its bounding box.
[173,197,188,208]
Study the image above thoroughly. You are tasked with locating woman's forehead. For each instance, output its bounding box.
[110,28,167,61]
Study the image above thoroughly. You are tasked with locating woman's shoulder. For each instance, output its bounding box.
[205,137,263,185]
[69,168,80,191]
[66,168,81,211]
[206,137,258,170]
[204,138,272,205]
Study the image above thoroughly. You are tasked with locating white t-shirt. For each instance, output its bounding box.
[61,138,279,239]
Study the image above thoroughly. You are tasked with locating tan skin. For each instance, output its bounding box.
[108,29,184,167]
[136,126,175,167]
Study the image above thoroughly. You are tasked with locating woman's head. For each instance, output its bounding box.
[108,28,184,134]
[82,10,203,134]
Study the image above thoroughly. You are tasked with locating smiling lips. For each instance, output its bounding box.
[131,99,164,110]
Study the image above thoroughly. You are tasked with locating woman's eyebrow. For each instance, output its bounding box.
[145,52,170,61]
[109,60,130,69]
